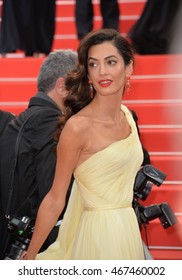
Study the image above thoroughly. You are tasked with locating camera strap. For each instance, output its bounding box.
[5,107,47,219]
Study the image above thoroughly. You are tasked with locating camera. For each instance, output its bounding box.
[4,216,34,260]
[133,164,178,230]
[133,164,166,200]
[137,202,178,229]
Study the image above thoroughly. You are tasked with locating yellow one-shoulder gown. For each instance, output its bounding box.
[36,105,145,260]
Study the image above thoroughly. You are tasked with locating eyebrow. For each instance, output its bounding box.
[88,55,117,61]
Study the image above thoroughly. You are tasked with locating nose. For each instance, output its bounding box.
[99,62,107,75]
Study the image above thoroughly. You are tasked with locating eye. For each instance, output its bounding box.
[88,61,97,68]
[107,59,117,65]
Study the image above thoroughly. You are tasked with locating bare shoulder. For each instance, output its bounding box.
[64,114,92,136]
[58,114,92,152]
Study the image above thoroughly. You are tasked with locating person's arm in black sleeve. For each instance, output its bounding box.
[130,109,151,165]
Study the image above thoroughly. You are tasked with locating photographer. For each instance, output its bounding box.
[0,50,78,259]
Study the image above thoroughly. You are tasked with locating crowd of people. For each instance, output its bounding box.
[1,0,181,56]
[0,0,119,56]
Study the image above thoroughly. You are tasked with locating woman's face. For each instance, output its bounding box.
[87,41,133,97]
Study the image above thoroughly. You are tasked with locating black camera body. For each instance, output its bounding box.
[134,164,166,200]
[4,216,34,260]
[133,164,178,230]
[137,202,178,229]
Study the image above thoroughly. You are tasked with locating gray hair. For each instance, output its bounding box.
[37,49,78,94]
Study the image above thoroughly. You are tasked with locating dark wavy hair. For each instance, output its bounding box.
[56,28,134,139]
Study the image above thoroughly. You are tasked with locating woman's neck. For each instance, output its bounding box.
[90,94,122,119]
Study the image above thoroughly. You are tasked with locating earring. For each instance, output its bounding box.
[126,76,131,95]
[88,81,94,99]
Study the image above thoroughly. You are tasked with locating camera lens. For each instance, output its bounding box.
[4,240,28,260]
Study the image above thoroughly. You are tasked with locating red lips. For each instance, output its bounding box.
[99,80,112,87]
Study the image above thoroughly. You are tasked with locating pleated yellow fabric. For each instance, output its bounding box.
[36,105,145,260]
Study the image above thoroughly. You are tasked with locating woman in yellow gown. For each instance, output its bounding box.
[24,28,145,260]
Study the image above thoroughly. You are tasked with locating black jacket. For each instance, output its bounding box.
[0,110,15,136]
[0,92,72,259]
[128,0,182,54]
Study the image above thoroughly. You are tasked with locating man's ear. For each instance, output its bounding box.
[56,77,65,91]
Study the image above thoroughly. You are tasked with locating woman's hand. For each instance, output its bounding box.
[19,251,27,260]
[19,251,35,260]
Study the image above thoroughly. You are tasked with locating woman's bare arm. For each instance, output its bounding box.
[24,117,84,259]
